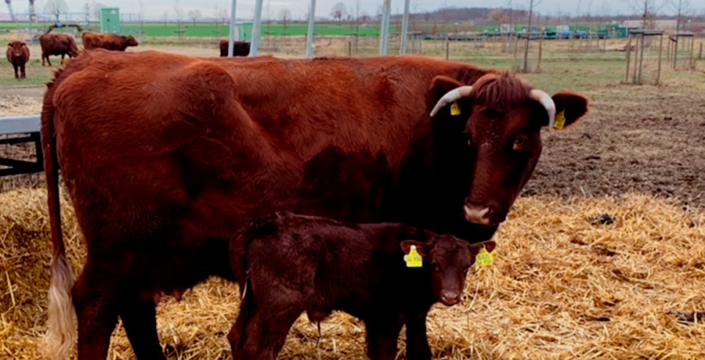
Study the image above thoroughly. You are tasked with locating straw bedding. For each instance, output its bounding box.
[1,189,704,359]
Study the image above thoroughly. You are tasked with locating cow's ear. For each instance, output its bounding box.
[468,240,496,255]
[551,92,589,130]
[21,42,27,47]
[400,240,426,257]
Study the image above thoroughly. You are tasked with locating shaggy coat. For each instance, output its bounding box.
[39,32,78,66]
[82,32,139,51]
[6,41,29,79]
[219,40,251,57]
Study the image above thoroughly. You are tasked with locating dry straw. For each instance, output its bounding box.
[2,189,705,359]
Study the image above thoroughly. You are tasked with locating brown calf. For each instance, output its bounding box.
[229,213,495,360]
[6,41,29,79]
[39,32,78,66]
[82,32,139,51]
[219,40,250,56]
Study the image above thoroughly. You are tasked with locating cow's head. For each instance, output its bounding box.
[124,35,139,47]
[401,236,495,306]
[7,41,27,58]
[430,72,588,231]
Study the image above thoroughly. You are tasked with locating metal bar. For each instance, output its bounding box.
[0,136,34,146]
[379,0,391,55]
[249,0,264,56]
[399,0,410,55]
[0,165,43,177]
[0,115,41,135]
[227,0,238,57]
[0,157,39,168]
[306,0,316,58]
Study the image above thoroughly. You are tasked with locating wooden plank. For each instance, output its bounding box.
[0,115,41,135]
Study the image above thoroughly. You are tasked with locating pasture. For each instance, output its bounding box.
[1,35,705,359]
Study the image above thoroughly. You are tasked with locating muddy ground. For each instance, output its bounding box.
[1,49,705,208]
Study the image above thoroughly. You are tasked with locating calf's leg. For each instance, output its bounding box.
[20,63,26,78]
[229,298,301,360]
[119,295,166,360]
[365,318,404,360]
[13,65,19,79]
[406,314,432,360]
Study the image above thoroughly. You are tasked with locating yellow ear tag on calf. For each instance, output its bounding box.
[404,245,423,268]
[450,101,461,116]
[554,110,566,130]
[476,247,495,267]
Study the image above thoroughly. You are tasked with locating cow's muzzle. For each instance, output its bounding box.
[464,203,505,227]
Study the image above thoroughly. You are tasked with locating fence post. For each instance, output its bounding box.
[445,36,450,60]
[625,36,632,83]
[656,33,663,85]
[227,0,238,57]
[305,0,316,58]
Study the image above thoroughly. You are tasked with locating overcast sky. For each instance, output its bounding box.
[17,0,704,21]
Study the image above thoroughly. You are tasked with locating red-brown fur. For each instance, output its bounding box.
[39,31,79,66]
[219,40,250,57]
[82,32,139,51]
[41,50,588,359]
[229,212,494,360]
[6,41,29,79]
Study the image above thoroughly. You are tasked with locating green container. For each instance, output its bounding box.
[101,8,121,33]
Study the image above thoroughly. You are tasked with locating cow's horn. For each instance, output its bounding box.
[530,89,556,128]
[430,86,474,117]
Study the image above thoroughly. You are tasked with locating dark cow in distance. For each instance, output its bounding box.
[6,41,30,79]
[41,50,588,360]
[230,213,495,360]
[219,39,250,57]
[39,31,78,66]
[82,32,139,51]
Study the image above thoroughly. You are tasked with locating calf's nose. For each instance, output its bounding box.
[441,291,459,306]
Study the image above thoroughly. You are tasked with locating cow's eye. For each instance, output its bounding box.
[432,262,440,272]
[514,135,528,150]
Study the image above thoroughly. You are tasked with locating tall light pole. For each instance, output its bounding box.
[306,0,316,58]
[379,0,391,55]
[400,0,411,54]
[250,0,264,56]
[227,0,237,57]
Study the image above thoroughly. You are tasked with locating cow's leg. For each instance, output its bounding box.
[365,317,404,360]
[405,313,432,360]
[20,63,26,79]
[119,296,166,360]
[229,298,300,360]
[13,65,19,79]
[45,55,52,67]
[72,262,120,360]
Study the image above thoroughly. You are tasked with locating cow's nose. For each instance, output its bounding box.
[441,291,459,306]
[464,204,498,226]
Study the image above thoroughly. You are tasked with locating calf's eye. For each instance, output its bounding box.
[514,135,528,150]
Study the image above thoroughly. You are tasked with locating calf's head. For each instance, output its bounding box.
[124,35,139,47]
[430,73,588,231]
[401,236,495,306]
[7,41,27,58]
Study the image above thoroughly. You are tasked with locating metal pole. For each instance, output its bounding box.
[305,0,316,58]
[379,0,390,55]
[227,0,237,57]
[399,0,410,55]
[249,0,264,56]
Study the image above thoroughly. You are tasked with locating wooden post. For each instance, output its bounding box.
[625,36,632,83]
[690,36,696,70]
[536,32,544,72]
[445,36,450,60]
[638,34,645,85]
[699,42,703,60]
[348,40,352,56]
[632,35,639,83]
[666,38,671,65]
[513,36,519,71]
[656,33,663,85]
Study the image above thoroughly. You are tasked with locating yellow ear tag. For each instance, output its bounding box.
[404,245,423,268]
[554,110,566,130]
[475,247,495,267]
[450,101,461,116]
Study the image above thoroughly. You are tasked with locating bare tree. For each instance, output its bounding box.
[523,0,543,73]
[162,11,169,26]
[627,0,664,29]
[279,8,292,32]
[188,9,202,24]
[331,2,347,24]
[45,0,69,21]
[174,0,184,38]
[94,3,106,22]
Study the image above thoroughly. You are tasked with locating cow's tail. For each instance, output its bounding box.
[42,92,77,360]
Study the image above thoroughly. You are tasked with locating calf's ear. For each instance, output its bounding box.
[400,240,426,257]
[551,92,589,130]
[469,240,496,254]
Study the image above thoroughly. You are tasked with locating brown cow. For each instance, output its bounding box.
[82,32,139,51]
[41,50,588,360]
[229,212,495,360]
[219,40,251,57]
[6,41,30,79]
[39,31,79,66]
